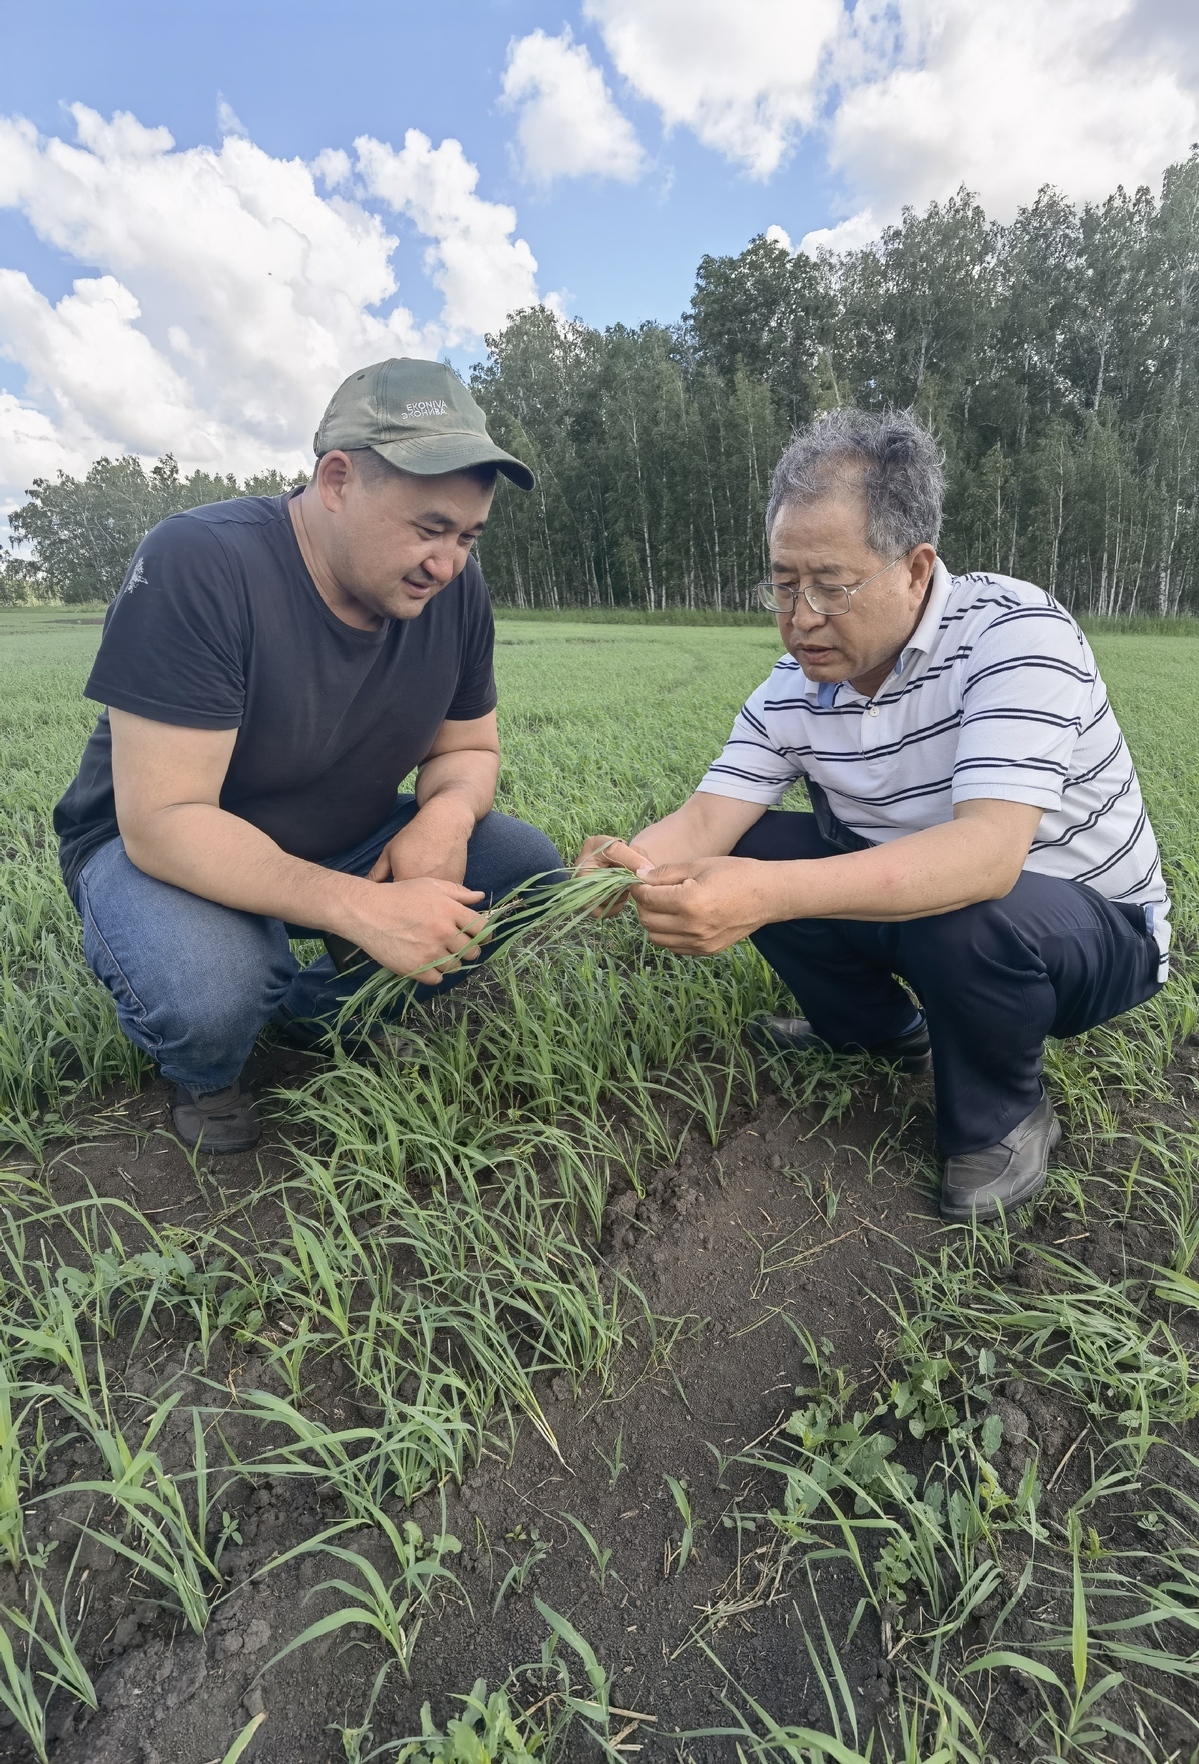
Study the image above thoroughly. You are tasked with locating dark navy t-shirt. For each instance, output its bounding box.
[54,491,497,894]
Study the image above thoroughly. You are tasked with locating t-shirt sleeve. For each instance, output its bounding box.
[444,558,498,721]
[952,602,1092,811]
[83,515,247,729]
[696,666,806,804]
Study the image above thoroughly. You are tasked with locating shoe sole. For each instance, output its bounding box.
[939,1117,1062,1224]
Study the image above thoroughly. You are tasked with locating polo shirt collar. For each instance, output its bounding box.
[895,557,952,675]
[803,556,953,703]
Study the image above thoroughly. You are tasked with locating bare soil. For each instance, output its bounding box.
[4,1042,1197,1763]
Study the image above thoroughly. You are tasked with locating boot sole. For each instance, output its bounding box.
[939,1117,1062,1223]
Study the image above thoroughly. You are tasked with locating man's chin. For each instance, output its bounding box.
[368,583,441,621]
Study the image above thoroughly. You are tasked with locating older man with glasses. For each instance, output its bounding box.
[579,408,1167,1223]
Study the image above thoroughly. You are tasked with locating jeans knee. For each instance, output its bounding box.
[78,845,295,1068]
[467,813,565,901]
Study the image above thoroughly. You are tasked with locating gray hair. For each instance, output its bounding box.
[766,407,946,556]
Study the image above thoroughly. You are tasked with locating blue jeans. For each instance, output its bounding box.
[732,810,1164,1156]
[72,797,564,1093]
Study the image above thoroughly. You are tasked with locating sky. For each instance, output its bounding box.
[1,0,1198,526]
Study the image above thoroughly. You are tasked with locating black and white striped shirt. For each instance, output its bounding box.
[698,563,1169,974]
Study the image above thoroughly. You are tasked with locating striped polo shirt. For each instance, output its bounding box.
[698,561,1170,975]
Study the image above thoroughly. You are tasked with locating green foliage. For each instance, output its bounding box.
[0,550,52,607]
[473,307,784,612]
[261,1516,462,1682]
[218,1713,267,1763]
[398,1680,545,1762]
[467,156,1199,615]
[686,231,834,423]
[665,1474,703,1572]
[779,1335,912,1515]
[7,453,304,604]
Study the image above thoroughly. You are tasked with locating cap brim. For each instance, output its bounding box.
[370,432,534,492]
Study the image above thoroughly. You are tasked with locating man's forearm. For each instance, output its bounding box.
[747,817,1025,924]
[633,794,763,865]
[414,748,499,824]
[123,804,377,937]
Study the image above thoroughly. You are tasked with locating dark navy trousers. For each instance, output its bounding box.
[731,811,1164,1155]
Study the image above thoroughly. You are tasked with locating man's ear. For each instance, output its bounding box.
[909,542,937,595]
[315,450,353,514]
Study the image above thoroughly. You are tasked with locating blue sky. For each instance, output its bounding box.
[0,0,835,337]
[1,0,1197,520]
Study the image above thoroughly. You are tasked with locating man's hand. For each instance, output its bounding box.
[368,709,501,885]
[345,875,489,982]
[575,834,653,916]
[630,856,776,954]
[109,707,491,982]
[370,796,474,885]
[584,797,1045,956]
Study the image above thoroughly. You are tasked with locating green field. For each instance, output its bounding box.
[2,609,1199,1761]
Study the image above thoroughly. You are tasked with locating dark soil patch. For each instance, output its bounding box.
[4,1048,1198,1762]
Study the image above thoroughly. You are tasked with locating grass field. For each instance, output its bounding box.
[2,607,1199,1761]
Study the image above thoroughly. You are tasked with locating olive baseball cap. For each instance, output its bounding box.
[313,358,535,491]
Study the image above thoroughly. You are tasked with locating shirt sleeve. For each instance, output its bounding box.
[444,557,498,721]
[83,514,247,729]
[952,602,1092,811]
[696,667,806,804]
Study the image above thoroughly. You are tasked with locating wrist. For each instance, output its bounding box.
[754,857,808,924]
[319,871,387,942]
[413,789,477,836]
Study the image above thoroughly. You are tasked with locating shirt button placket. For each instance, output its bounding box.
[861,699,879,752]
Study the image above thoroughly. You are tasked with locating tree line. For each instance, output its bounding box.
[472,153,1199,616]
[0,456,302,604]
[4,150,1198,614]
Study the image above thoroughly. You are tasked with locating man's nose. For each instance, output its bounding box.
[422,549,458,585]
[788,596,828,636]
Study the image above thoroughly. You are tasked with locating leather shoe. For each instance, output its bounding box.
[747,1012,932,1074]
[170,1075,260,1153]
[940,1090,1060,1223]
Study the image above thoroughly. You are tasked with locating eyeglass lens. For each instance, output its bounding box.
[759,582,852,615]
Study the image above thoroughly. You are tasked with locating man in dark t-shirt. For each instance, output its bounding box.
[55,358,562,1154]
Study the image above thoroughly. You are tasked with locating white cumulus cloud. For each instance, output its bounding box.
[799,211,882,257]
[825,0,1199,224]
[0,105,545,521]
[584,0,1199,234]
[583,0,842,179]
[501,27,645,187]
[355,130,540,342]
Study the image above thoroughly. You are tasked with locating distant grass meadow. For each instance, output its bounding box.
[3,604,1199,1757]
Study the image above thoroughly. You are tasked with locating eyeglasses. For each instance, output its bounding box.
[754,556,905,617]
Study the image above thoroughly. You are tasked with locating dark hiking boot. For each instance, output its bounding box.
[170,1076,260,1153]
[747,1011,932,1075]
[940,1090,1061,1223]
